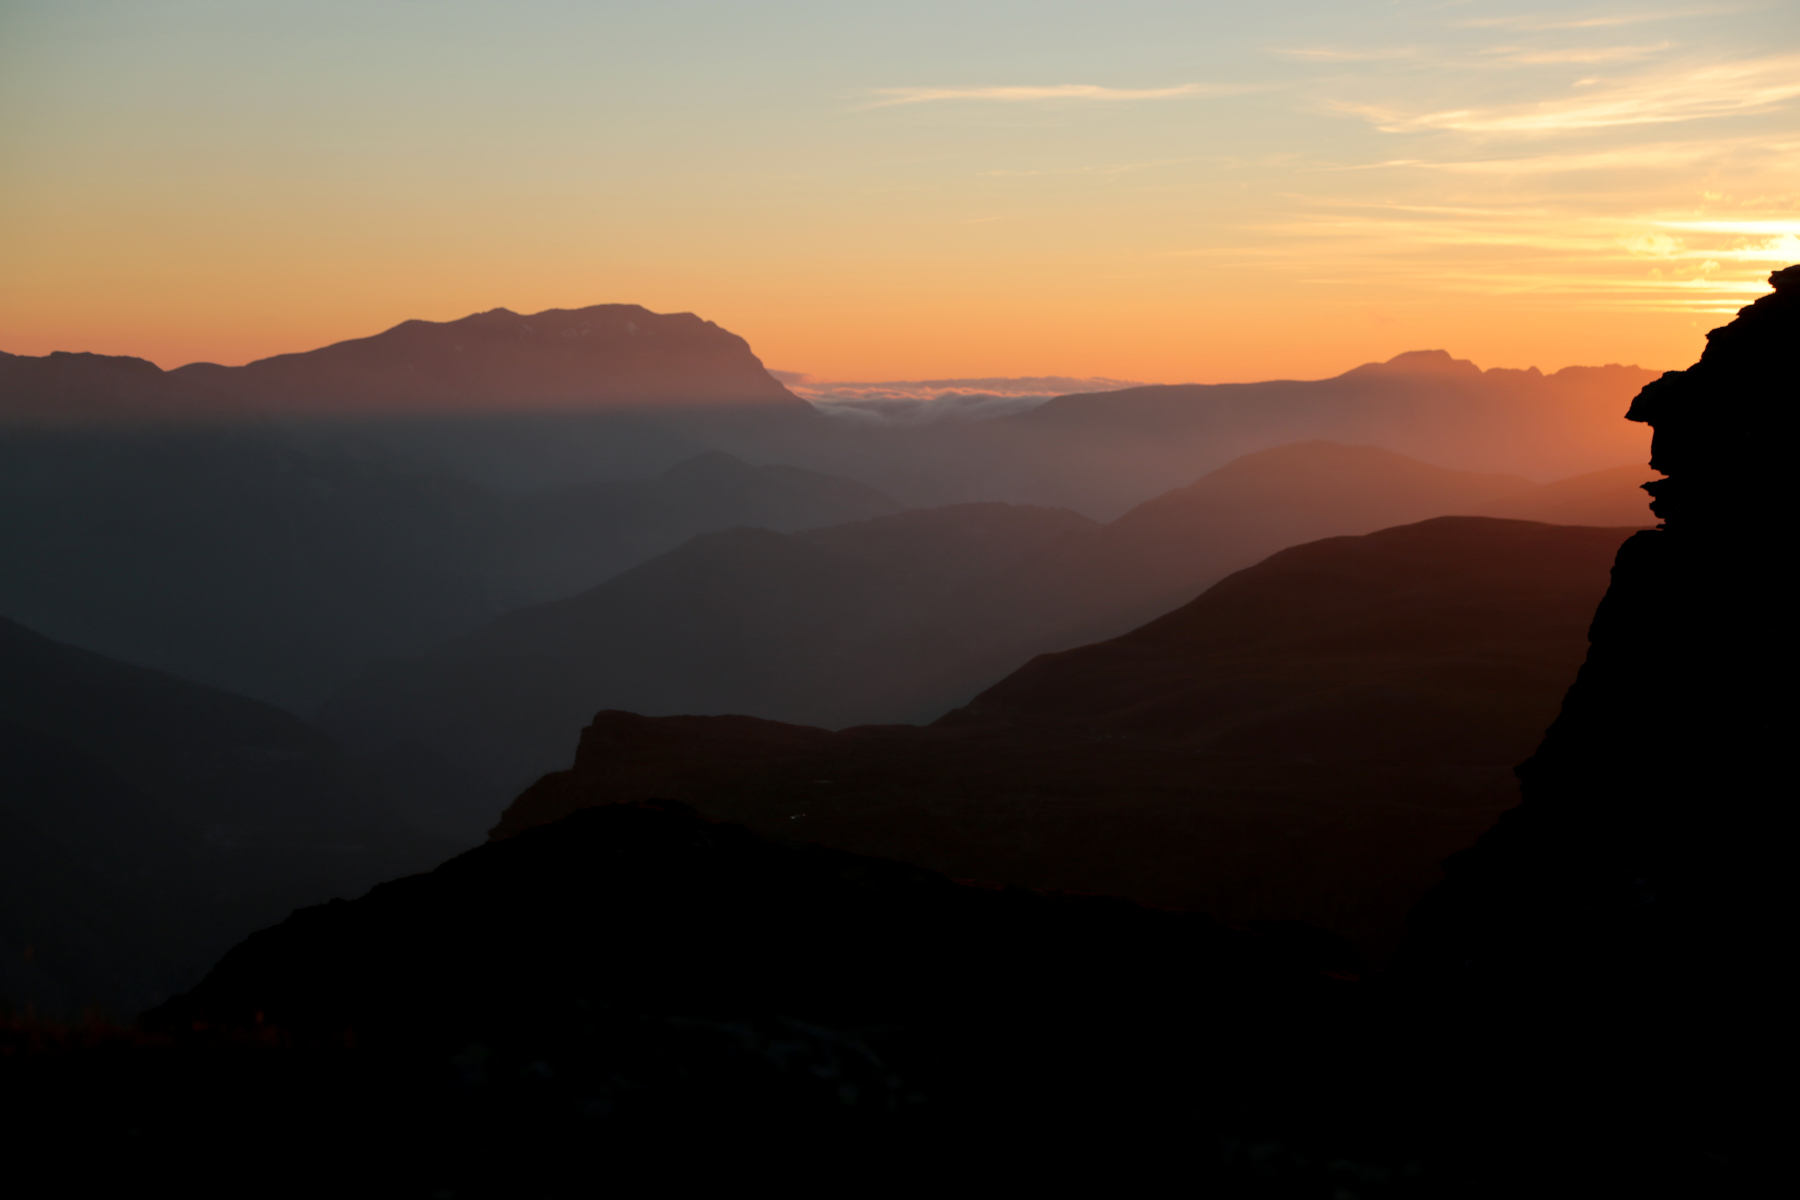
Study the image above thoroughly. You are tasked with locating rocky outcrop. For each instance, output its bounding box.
[1402,267,1793,987]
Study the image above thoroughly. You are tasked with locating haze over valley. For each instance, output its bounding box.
[2,302,1670,1002]
[3,2,1790,1187]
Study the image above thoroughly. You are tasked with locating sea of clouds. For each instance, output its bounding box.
[768,372,1146,424]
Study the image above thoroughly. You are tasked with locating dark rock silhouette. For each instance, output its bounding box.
[0,617,451,1015]
[128,799,1383,1193]
[1400,267,1793,996]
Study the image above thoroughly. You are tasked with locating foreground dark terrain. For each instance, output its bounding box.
[1,269,1787,1196]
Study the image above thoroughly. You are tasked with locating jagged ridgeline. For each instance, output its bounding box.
[2,268,1777,1193]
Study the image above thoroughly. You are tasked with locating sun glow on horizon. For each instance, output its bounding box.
[1,1,1794,382]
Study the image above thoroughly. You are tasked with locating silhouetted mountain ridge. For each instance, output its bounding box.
[2,306,809,423]
[317,501,1092,835]
[0,433,897,711]
[320,441,1653,831]
[490,516,1635,959]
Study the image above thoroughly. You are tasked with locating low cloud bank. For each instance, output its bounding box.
[768,373,1146,424]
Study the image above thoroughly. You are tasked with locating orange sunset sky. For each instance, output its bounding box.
[2,1,1796,383]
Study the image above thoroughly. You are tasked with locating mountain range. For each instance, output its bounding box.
[0,435,896,712]
[487,515,1639,960]
[318,441,1655,836]
[6,269,1784,1194]
[5,309,1657,508]
[742,349,1662,516]
[1,305,806,422]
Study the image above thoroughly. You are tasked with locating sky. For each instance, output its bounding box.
[1,0,1795,382]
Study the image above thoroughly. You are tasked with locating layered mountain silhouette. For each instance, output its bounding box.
[487,516,1637,958]
[0,434,895,712]
[15,267,1786,1191]
[0,617,450,1016]
[2,306,808,422]
[6,309,1659,512]
[320,441,1653,831]
[743,350,1662,516]
[318,501,1093,836]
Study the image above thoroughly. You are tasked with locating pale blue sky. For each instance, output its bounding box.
[3,1,1795,379]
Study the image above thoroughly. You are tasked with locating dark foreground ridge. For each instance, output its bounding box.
[3,269,1789,1195]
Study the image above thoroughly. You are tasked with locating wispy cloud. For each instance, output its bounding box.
[1343,54,1800,133]
[1657,218,1800,235]
[1462,6,1755,32]
[1483,42,1672,64]
[1219,192,1794,314]
[1374,136,1772,175]
[864,83,1244,108]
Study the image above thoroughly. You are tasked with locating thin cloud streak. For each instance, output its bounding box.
[1344,55,1800,133]
[1485,43,1673,64]
[1374,137,1775,174]
[1461,6,1759,32]
[864,83,1248,107]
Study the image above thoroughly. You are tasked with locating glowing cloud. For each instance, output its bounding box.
[1462,7,1757,32]
[1349,55,1800,133]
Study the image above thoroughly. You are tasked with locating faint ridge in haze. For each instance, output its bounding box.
[0,615,448,1016]
[315,440,1656,835]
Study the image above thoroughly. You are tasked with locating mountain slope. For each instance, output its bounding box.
[0,616,452,1015]
[316,503,1094,834]
[0,350,241,424]
[323,444,1651,836]
[875,442,1549,712]
[740,350,1661,516]
[2,306,809,423]
[492,517,1637,960]
[0,430,898,712]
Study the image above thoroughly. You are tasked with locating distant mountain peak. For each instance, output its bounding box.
[2,305,811,421]
[1343,350,1484,379]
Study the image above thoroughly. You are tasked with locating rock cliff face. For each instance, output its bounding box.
[1401,267,1792,991]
